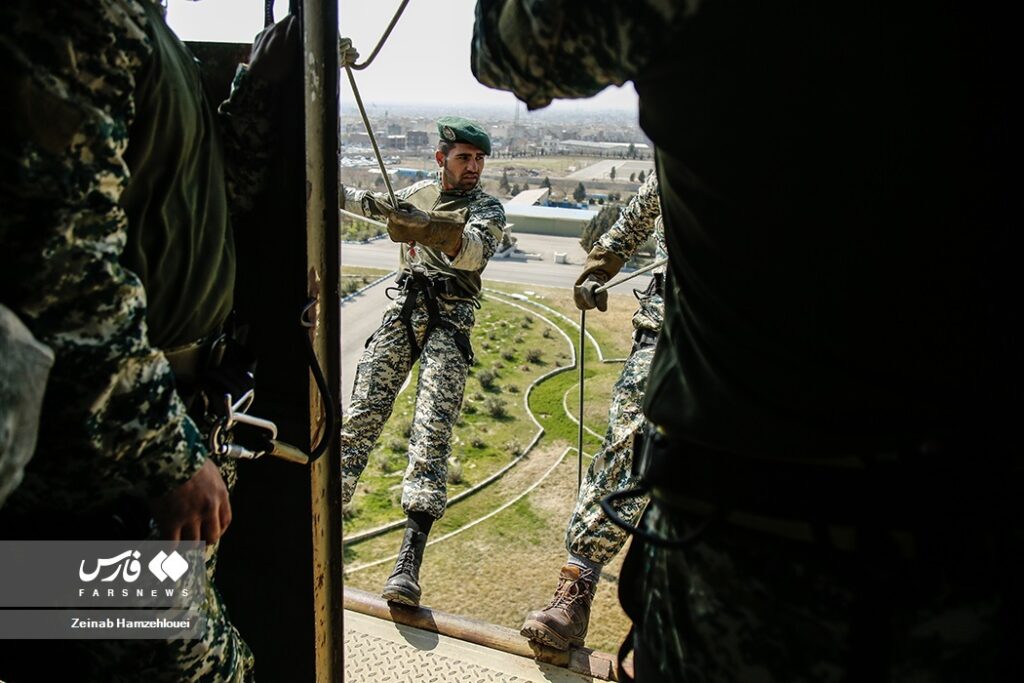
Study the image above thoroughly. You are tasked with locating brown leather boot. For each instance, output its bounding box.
[520,564,596,650]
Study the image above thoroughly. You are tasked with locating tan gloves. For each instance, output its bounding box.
[384,200,468,256]
[339,37,359,68]
[574,245,626,311]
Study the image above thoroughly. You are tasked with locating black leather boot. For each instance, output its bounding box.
[381,528,427,606]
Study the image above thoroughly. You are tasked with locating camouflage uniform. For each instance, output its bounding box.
[474,1,1018,680]
[342,177,505,518]
[566,172,664,566]
[0,1,273,679]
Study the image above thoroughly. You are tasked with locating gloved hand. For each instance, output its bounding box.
[339,36,360,68]
[247,15,300,88]
[574,277,608,312]
[360,193,398,220]
[573,245,626,311]
[385,201,467,256]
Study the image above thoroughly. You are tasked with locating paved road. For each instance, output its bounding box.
[340,233,651,409]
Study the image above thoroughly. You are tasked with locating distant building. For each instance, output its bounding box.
[407,131,429,148]
[501,204,597,237]
[506,188,550,206]
[385,135,407,150]
[554,140,651,156]
[387,123,402,136]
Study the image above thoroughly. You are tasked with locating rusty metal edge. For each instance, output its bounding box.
[343,586,620,681]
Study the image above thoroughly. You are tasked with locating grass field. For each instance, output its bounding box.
[342,274,641,654]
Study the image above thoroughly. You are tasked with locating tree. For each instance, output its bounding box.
[638,170,646,183]
[511,183,521,195]
[522,178,530,191]
[499,169,511,194]
[629,172,636,182]
[573,182,587,203]
[579,204,622,251]
[627,142,637,158]
[541,176,552,189]
[609,166,617,180]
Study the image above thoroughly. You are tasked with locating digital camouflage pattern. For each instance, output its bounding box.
[471,0,698,110]
[567,345,655,565]
[567,173,663,565]
[596,171,664,333]
[343,174,504,519]
[621,500,1014,683]
[347,175,506,300]
[341,295,476,519]
[0,1,267,679]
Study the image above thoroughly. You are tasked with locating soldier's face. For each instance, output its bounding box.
[437,143,486,191]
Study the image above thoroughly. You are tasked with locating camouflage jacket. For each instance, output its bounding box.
[0,0,272,511]
[345,175,506,301]
[471,0,694,110]
[597,172,666,332]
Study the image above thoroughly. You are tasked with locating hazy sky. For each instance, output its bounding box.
[166,0,639,111]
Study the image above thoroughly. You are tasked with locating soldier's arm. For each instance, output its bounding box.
[345,179,434,220]
[472,0,695,110]
[0,4,207,499]
[598,172,661,261]
[448,194,506,271]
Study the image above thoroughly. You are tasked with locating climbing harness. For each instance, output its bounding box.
[576,257,668,490]
[382,272,474,365]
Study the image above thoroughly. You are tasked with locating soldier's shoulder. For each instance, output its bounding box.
[404,178,439,196]
[470,190,505,214]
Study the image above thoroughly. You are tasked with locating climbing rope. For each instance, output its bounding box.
[576,257,668,489]
[343,0,417,262]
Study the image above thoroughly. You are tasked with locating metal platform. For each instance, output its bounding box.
[343,588,619,682]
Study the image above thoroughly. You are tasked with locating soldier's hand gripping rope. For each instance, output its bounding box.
[575,257,668,488]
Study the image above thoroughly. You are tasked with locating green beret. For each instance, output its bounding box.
[437,115,491,155]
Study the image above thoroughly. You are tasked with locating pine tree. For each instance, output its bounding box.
[609,166,617,180]
[573,182,587,203]
[499,170,511,194]
[541,176,552,189]
[629,172,636,182]
[522,178,530,191]
[627,142,637,158]
[511,183,521,195]
[638,170,646,183]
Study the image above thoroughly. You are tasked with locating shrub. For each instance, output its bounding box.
[447,458,464,485]
[477,369,497,390]
[526,349,543,363]
[513,335,525,344]
[397,420,413,439]
[388,439,405,453]
[342,502,358,521]
[542,328,552,339]
[471,391,485,401]
[504,440,523,457]
[507,385,520,393]
[485,397,508,419]
[501,350,515,362]
[463,403,477,415]
[471,437,487,449]
[523,315,534,325]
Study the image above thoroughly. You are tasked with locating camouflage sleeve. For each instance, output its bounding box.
[598,171,661,260]
[471,0,696,109]
[449,193,506,271]
[344,180,432,221]
[218,64,275,215]
[0,2,206,499]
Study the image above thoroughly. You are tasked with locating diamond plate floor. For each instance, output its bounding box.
[344,610,599,682]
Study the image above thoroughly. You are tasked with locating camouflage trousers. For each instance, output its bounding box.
[341,293,474,520]
[619,498,1021,682]
[565,343,654,566]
